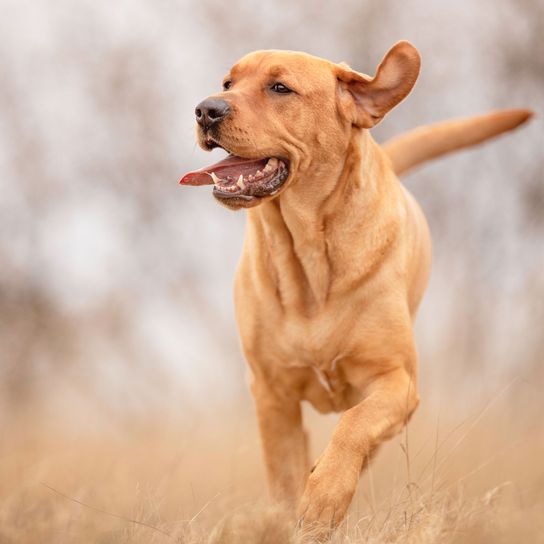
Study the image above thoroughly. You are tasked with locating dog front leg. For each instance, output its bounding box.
[297,368,419,529]
[251,379,309,508]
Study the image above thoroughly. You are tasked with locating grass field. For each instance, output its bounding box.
[1,380,543,543]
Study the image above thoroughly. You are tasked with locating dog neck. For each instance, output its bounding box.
[247,129,402,313]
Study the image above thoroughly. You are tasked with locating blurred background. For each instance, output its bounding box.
[1,0,541,424]
[0,1,542,541]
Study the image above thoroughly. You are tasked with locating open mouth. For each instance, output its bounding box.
[180,154,290,207]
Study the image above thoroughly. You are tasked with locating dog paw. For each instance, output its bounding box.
[310,453,323,473]
[297,452,359,530]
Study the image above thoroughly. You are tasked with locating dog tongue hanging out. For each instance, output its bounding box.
[181,154,289,208]
[179,41,531,533]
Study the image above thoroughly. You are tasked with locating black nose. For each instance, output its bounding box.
[195,98,231,131]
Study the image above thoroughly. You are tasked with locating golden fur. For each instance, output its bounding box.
[189,41,531,531]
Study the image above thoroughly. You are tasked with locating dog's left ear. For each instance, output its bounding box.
[336,41,421,128]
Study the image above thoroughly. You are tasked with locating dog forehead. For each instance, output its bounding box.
[230,50,335,83]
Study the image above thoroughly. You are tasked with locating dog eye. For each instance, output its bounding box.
[223,80,232,91]
[270,82,292,94]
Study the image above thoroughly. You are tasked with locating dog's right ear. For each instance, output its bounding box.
[336,41,421,128]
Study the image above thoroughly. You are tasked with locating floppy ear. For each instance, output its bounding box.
[336,41,421,128]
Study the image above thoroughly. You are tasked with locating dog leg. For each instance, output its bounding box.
[297,368,418,528]
[251,379,309,508]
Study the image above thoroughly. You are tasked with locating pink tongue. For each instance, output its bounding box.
[180,155,268,186]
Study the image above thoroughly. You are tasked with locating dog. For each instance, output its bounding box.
[180,41,531,530]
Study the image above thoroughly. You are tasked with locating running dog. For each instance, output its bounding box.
[180,41,531,529]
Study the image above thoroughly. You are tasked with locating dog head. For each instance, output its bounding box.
[180,42,420,210]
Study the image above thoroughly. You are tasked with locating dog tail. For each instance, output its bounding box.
[383,109,533,177]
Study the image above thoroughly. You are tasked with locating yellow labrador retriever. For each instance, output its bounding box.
[180,41,531,529]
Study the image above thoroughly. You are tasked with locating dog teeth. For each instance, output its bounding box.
[263,158,278,173]
[236,175,245,189]
[210,172,220,185]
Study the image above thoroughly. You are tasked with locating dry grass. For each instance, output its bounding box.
[1,385,543,544]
